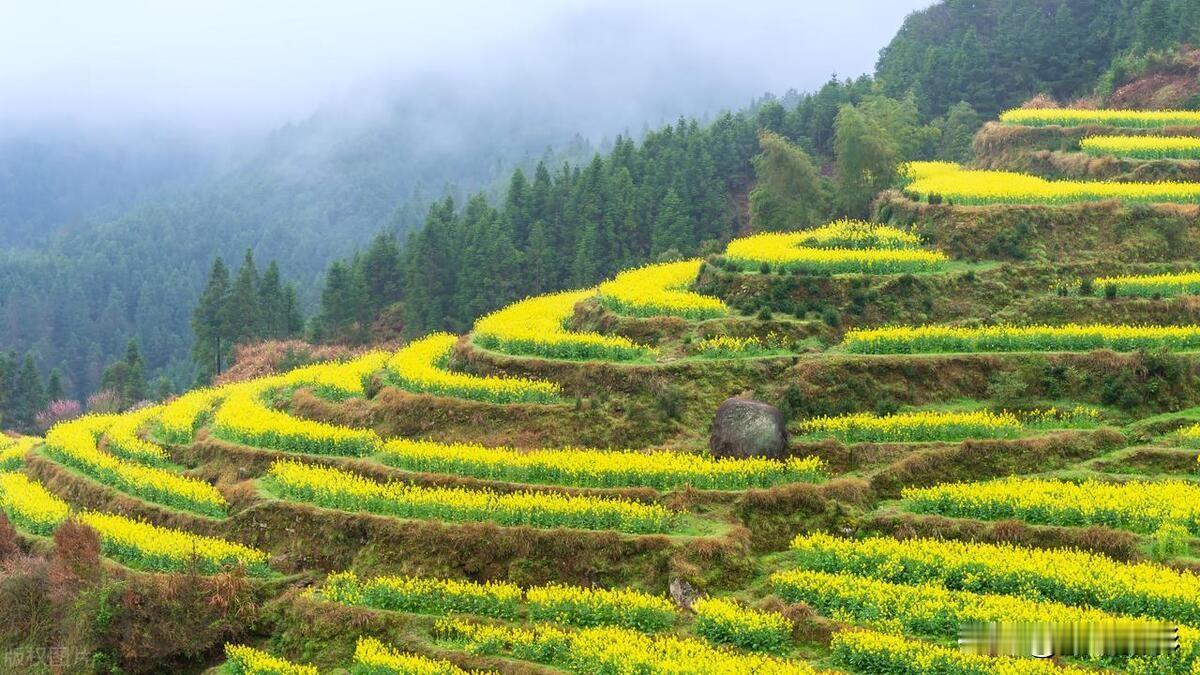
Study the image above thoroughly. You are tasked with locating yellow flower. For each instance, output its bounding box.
[473,289,652,361]
[831,628,1091,674]
[797,409,1023,442]
[1082,135,1200,160]
[387,333,561,403]
[843,323,1200,353]
[0,471,70,535]
[1094,271,1200,298]
[526,583,675,631]
[792,220,923,249]
[279,350,388,398]
[789,532,1200,625]
[725,231,946,274]
[692,596,792,652]
[157,387,224,444]
[314,570,521,620]
[354,636,476,674]
[45,415,227,517]
[104,404,170,465]
[224,644,318,675]
[379,437,824,491]
[266,459,677,534]
[435,617,823,674]
[1000,108,1200,128]
[211,375,380,457]
[77,511,270,575]
[597,259,727,319]
[0,472,270,576]
[774,568,1199,671]
[904,160,1200,205]
[0,436,40,471]
[903,476,1200,535]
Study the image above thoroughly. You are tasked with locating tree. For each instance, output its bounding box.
[12,354,45,430]
[153,375,172,402]
[281,285,305,337]
[99,339,147,408]
[47,369,64,402]
[192,257,231,380]
[859,95,935,160]
[834,103,899,217]
[1137,0,1173,50]
[937,102,981,163]
[749,130,830,232]
[225,249,262,345]
[651,188,691,257]
[123,339,146,403]
[360,232,404,315]
[258,261,287,338]
[317,260,369,340]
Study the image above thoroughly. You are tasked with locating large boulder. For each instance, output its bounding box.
[709,397,788,460]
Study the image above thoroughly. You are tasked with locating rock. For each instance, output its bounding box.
[709,397,788,460]
[669,578,700,611]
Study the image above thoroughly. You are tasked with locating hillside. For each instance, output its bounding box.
[876,0,1200,119]
[3,102,1200,671]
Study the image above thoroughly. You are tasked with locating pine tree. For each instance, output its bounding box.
[123,339,147,404]
[282,284,304,337]
[99,339,147,409]
[258,260,286,338]
[361,232,404,314]
[153,375,172,402]
[525,221,552,295]
[14,354,45,429]
[225,249,262,345]
[1137,0,1173,50]
[47,369,64,402]
[651,188,691,257]
[192,257,231,379]
[504,169,532,246]
[318,260,368,340]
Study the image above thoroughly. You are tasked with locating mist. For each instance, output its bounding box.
[1,0,934,140]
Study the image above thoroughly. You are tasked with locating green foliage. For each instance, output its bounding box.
[875,0,1200,120]
[99,339,147,408]
[834,104,900,217]
[390,117,757,337]
[935,102,981,163]
[748,130,830,231]
[192,252,304,380]
[1150,523,1191,562]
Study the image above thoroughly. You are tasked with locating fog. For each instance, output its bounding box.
[1,0,934,139]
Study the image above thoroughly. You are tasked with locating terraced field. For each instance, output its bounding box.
[8,109,1200,673]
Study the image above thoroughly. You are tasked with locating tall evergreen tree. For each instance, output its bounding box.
[258,261,287,339]
[651,188,692,257]
[360,232,404,315]
[99,339,147,407]
[46,369,64,402]
[13,354,45,429]
[225,249,262,345]
[192,257,231,379]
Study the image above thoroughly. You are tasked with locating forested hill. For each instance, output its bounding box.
[306,0,1200,355]
[12,0,1200,404]
[875,0,1200,119]
[0,90,600,399]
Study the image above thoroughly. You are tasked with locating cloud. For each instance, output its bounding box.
[0,0,934,135]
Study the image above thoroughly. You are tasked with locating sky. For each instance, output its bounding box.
[0,0,936,137]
